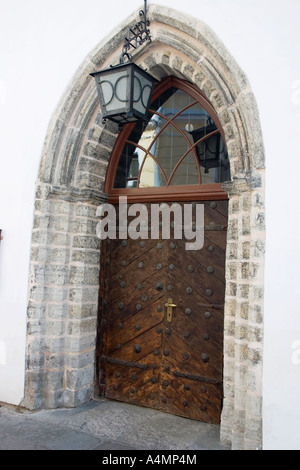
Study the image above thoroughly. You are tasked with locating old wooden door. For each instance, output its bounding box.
[96,199,228,424]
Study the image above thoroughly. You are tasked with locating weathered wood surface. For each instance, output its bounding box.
[97,201,228,424]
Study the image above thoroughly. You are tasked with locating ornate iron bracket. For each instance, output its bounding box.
[120,0,151,64]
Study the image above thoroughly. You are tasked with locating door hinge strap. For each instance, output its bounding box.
[173,370,220,385]
[101,356,148,370]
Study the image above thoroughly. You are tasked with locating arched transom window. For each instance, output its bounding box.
[105,77,230,201]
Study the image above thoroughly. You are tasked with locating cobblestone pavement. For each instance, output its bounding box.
[0,399,230,451]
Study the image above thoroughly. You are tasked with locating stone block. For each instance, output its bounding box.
[235,323,248,341]
[210,91,226,111]
[63,386,94,408]
[65,350,95,369]
[71,249,100,265]
[225,298,237,317]
[72,235,100,250]
[234,404,246,431]
[235,342,248,363]
[230,199,240,214]
[69,266,99,286]
[32,230,71,248]
[234,364,248,389]
[183,64,195,80]
[231,431,246,451]
[220,398,234,425]
[248,325,263,343]
[242,242,250,260]
[248,346,263,367]
[69,304,98,320]
[151,5,199,39]
[239,302,249,321]
[241,262,260,280]
[66,366,95,390]
[45,353,65,370]
[27,319,47,336]
[27,302,46,320]
[46,320,66,337]
[44,370,64,391]
[227,218,238,240]
[76,171,105,190]
[242,215,250,236]
[235,91,265,170]
[75,218,98,236]
[83,142,111,161]
[246,394,262,418]
[45,336,66,352]
[47,304,69,320]
[245,417,262,440]
[238,284,249,299]
[31,246,71,264]
[78,156,108,178]
[224,338,235,358]
[42,389,66,409]
[227,262,237,280]
[252,211,265,231]
[67,318,97,337]
[223,381,235,399]
[227,282,237,297]
[223,358,235,383]
[171,56,183,74]
[26,349,45,371]
[65,334,97,354]
[220,424,233,447]
[251,239,265,259]
[227,242,238,260]
[250,285,264,302]
[69,286,99,303]
[23,372,45,410]
[74,203,98,218]
[248,304,263,325]
[162,53,171,66]
[247,368,263,393]
[32,265,69,286]
[224,318,235,337]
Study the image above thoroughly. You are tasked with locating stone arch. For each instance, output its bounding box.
[25,5,265,451]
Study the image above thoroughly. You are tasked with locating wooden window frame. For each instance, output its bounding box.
[105,76,230,203]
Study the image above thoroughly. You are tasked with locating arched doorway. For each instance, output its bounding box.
[24,5,265,450]
[96,77,229,423]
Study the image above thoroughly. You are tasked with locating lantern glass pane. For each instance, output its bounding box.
[133,69,154,116]
[100,69,129,115]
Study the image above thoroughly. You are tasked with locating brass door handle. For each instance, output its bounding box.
[165,298,177,323]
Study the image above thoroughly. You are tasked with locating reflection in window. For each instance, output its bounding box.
[113,86,230,189]
[189,119,231,185]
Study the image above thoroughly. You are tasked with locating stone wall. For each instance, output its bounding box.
[23,6,265,450]
[221,178,265,450]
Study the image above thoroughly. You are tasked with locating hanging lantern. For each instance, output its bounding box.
[90,1,156,127]
[90,61,157,126]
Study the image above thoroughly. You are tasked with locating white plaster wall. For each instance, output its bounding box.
[0,0,299,449]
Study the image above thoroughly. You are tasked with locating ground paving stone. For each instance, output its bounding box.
[0,400,230,451]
